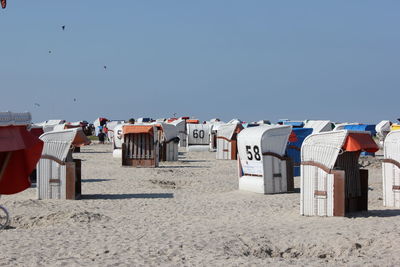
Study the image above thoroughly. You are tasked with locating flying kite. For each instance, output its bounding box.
[1,0,6,9]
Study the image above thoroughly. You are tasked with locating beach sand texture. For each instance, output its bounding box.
[0,144,399,266]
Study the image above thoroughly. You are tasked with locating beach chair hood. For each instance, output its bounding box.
[0,112,44,195]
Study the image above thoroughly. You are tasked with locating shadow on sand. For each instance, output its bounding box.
[180,160,210,163]
[347,209,400,218]
[82,179,114,183]
[158,165,208,169]
[81,193,174,200]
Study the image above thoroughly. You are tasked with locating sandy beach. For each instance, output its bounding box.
[0,143,399,266]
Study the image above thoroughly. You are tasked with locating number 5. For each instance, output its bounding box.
[246,145,253,160]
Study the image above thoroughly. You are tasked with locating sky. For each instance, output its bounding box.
[0,1,399,124]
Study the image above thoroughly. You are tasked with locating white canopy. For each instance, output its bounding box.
[0,111,31,126]
[218,123,242,140]
[238,125,292,158]
[376,120,391,136]
[40,129,80,162]
[303,120,333,133]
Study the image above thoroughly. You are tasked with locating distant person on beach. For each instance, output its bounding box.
[98,129,106,144]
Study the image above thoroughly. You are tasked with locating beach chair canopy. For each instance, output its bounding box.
[376,120,391,135]
[303,120,333,133]
[301,130,379,170]
[106,120,125,131]
[0,112,44,194]
[39,128,89,163]
[186,119,200,124]
[228,119,243,124]
[154,123,178,142]
[384,130,400,163]
[123,125,154,135]
[218,123,243,140]
[168,118,186,132]
[210,121,225,132]
[238,125,292,161]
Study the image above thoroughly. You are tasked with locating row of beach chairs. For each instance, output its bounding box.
[1,112,400,222]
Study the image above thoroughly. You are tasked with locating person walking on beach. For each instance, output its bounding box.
[98,129,106,144]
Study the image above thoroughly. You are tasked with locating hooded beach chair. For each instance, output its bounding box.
[155,123,179,161]
[382,130,400,208]
[375,120,391,148]
[122,125,159,167]
[0,112,43,195]
[285,128,313,176]
[169,118,187,148]
[300,130,378,216]
[37,128,90,200]
[216,123,243,160]
[237,125,294,194]
[186,123,211,152]
[209,121,225,152]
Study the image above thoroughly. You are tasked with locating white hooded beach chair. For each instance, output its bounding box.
[169,118,187,148]
[382,130,400,208]
[37,128,90,200]
[112,124,124,158]
[216,123,243,160]
[237,125,294,194]
[300,130,378,216]
[376,120,392,148]
[209,121,225,152]
[122,125,159,167]
[186,123,211,152]
[156,123,179,161]
[107,120,125,144]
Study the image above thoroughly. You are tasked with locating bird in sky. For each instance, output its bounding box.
[62,25,65,31]
[48,50,52,54]
[34,103,40,107]
[73,98,77,102]
[104,65,107,70]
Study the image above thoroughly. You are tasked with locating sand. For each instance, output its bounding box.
[0,144,399,266]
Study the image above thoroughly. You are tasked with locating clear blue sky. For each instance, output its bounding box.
[1,1,399,124]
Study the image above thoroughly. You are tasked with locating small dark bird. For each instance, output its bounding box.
[73,98,77,102]
[104,65,107,70]
[62,25,65,31]
[48,50,52,54]
[34,103,40,107]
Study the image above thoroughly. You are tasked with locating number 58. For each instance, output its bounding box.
[245,145,261,161]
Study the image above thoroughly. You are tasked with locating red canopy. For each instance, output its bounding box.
[0,126,43,194]
[342,133,379,153]
[123,125,154,135]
